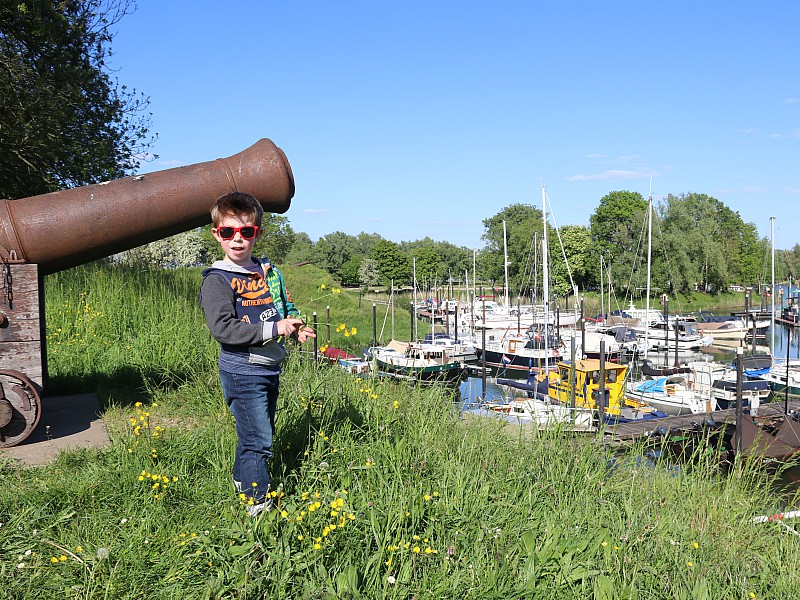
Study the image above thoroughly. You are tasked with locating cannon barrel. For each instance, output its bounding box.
[0,138,294,275]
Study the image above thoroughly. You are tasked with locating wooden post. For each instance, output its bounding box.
[570,334,576,413]
[312,312,318,363]
[786,326,792,414]
[735,347,743,457]
[580,299,586,360]
[372,303,377,349]
[598,340,606,427]
[409,301,415,343]
[481,299,486,400]
[326,305,331,345]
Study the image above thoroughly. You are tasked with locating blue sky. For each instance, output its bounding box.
[110,1,799,251]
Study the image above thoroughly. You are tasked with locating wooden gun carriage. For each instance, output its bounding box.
[0,139,294,447]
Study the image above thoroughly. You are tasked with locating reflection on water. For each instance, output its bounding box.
[772,323,800,360]
[458,377,506,408]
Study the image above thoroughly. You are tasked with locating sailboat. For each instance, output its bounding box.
[473,187,564,378]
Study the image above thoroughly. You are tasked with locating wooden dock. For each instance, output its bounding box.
[604,398,800,445]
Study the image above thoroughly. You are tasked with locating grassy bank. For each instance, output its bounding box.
[1,263,798,598]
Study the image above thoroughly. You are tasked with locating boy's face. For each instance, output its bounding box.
[212,214,263,266]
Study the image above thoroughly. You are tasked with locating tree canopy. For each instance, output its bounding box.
[0,0,156,199]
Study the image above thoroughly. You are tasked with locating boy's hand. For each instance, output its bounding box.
[276,318,316,343]
[296,325,316,344]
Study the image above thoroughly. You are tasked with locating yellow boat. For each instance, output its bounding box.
[541,359,666,423]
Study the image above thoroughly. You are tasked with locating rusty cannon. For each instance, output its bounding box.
[0,138,294,447]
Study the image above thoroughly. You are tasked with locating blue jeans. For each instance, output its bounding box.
[219,370,280,503]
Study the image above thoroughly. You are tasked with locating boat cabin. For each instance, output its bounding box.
[547,358,628,413]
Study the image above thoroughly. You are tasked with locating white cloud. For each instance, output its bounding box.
[716,185,769,194]
[566,169,655,182]
[303,208,333,214]
[784,98,799,104]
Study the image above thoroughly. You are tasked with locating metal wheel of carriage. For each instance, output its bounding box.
[0,369,41,448]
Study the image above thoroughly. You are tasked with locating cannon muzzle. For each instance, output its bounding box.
[0,138,294,275]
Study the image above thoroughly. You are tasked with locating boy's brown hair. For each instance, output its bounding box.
[210,192,264,228]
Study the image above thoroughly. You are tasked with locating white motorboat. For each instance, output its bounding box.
[626,374,716,416]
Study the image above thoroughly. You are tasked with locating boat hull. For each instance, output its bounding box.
[374,358,464,383]
[476,347,559,378]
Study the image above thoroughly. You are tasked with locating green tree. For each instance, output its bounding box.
[338,256,363,287]
[589,190,649,272]
[0,0,156,199]
[312,231,358,280]
[369,239,411,286]
[115,229,210,268]
[660,193,758,293]
[357,258,381,289]
[253,214,295,264]
[550,225,593,297]
[408,239,443,283]
[480,204,544,299]
[285,231,315,265]
[435,241,473,280]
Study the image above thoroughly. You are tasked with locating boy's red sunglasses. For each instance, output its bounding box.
[213,225,260,240]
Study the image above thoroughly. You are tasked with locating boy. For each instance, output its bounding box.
[200,191,314,516]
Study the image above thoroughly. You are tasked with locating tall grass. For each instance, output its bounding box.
[1,263,798,598]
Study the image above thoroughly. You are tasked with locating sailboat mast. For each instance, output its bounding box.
[413,257,417,342]
[771,216,775,354]
[600,255,604,322]
[542,185,550,371]
[472,249,476,302]
[503,220,509,309]
[644,191,653,359]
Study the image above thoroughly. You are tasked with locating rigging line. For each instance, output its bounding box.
[544,189,578,303]
[651,207,687,315]
[522,234,538,295]
[601,256,624,316]
[515,231,538,300]
[758,233,770,289]
[624,203,649,305]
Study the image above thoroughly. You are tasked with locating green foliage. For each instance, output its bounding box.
[369,239,412,286]
[253,214,296,263]
[589,190,648,262]
[550,224,592,298]
[312,231,358,281]
[408,240,442,282]
[338,256,363,287]
[480,203,544,296]
[0,0,157,199]
[357,258,381,289]
[658,193,766,294]
[285,231,316,265]
[115,230,211,269]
